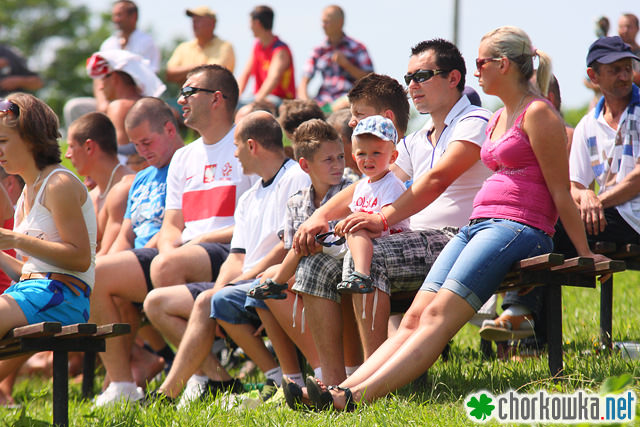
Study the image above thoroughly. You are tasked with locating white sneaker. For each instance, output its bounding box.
[177,374,208,409]
[94,382,144,407]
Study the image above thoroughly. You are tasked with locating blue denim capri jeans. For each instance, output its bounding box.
[420,218,553,311]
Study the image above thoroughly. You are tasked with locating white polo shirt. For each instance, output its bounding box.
[395,95,491,230]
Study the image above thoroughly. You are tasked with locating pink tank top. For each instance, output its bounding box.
[470,100,557,235]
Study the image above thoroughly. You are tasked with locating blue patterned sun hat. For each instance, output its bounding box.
[352,115,398,144]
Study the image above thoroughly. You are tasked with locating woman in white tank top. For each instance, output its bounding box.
[0,93,96,405]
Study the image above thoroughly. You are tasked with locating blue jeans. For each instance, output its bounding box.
[420,219,553,311]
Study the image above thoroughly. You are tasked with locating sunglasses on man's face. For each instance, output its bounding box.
[179,86,228,99]
[403,69,449,85]
[0,99,19,117]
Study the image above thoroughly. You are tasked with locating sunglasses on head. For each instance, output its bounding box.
[475,57,501,71]
[0,99,19,117]
[179,86,227,99]
[403,69,449,85]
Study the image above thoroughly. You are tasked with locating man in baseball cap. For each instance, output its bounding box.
[166,6,235,84]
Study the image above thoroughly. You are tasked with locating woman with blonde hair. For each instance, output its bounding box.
[296,26,608,411]
[0,93,96,404]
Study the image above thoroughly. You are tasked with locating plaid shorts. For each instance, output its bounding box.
[342,228,457,295]
[291,252,344,302]
[292,228,457,302]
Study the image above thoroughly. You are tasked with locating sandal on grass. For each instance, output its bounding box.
[282,376,311,410]
[247,278,287,300]
[305,376,333,410]
[328,385,356,412]
[336,271,374,294]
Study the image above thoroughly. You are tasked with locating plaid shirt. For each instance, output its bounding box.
[284,177,354,249]
[302,34,373,105]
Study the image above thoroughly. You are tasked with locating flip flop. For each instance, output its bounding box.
[305,376,333,410]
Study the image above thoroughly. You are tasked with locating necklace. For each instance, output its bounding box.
[98,163,121,200]
[505,93,530,130]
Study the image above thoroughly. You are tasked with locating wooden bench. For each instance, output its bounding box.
[389,253,625,376]
[591,242,640,350]
[496,253,625,377]
[0,322,130,427]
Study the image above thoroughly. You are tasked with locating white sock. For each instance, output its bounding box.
[313,367,323,382]
[285,372,305,387]
[503,304,531,317]
[345,365,360,377]
[265,367,283,386]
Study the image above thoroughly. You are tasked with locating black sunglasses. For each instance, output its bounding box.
[315,231,346,247]
[403,69,449,85]
[0,99,19,117]
[179,86,227,99]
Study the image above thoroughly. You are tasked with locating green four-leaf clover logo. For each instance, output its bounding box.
[466,392,495,422]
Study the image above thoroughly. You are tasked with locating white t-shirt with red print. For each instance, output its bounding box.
[165,127,257,243]
[349,171,410,236]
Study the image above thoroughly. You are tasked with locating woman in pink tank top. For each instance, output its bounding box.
[301,27,610,412]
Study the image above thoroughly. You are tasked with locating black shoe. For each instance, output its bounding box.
[200,378,244,399]
[142,389,175,406]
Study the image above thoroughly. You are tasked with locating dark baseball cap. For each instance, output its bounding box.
[587,36,640,67]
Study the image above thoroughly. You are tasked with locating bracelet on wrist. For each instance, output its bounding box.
[377,211,389,232]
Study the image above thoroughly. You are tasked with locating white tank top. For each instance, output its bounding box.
[14,168,97,288]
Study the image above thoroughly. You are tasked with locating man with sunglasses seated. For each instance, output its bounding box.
[93,65,255,406]
[293,39,491,387]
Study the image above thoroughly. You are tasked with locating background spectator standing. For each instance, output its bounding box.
[238,5,295,108]
[617,13,640,84]
[166,6,235,85]
[0,43,43,98]
[297,5,373,113]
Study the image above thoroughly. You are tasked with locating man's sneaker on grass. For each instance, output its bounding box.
[94,382,144,407]
[479,313,534,341]
[177,374,208,409]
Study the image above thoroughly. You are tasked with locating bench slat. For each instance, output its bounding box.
[95,323,131,339]
[517,253,564,271]
[592,260,627,275]
[550,256,594,273]
[4,322,61,339]
[56,323,97,338]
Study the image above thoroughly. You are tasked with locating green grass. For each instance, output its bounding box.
[2,272,640,426]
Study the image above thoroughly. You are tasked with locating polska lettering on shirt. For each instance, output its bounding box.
[355,196,378,211]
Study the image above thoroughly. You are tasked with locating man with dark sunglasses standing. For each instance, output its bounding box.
[93,65,255,406]
[292,39,492,387]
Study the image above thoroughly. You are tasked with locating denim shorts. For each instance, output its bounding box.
[210,280,267,325]
[420,218,553,311]
[4,278,91,325]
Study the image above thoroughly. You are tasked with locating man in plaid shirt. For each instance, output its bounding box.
[297,5,373,112]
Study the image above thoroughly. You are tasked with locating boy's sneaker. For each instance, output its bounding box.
[94,382,144,407]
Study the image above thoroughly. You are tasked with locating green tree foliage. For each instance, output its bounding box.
[0,0,111,116]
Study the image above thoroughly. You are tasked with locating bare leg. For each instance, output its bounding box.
[337,290,474,407]
[264,292,320,368]
[150,245,213,287]
[217,320,281,373]
[0,371,16,405]
[0,294,29,338]
[0,356,28,404]
[347,231,373,276]
[157,288,231,399]
[352,290,391,359]
[304,294,346,385]
[255,307,301,374]
[90,251,148,383]
[341,291,435,388]
[341,295,364,366]
[143,285,195,348]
